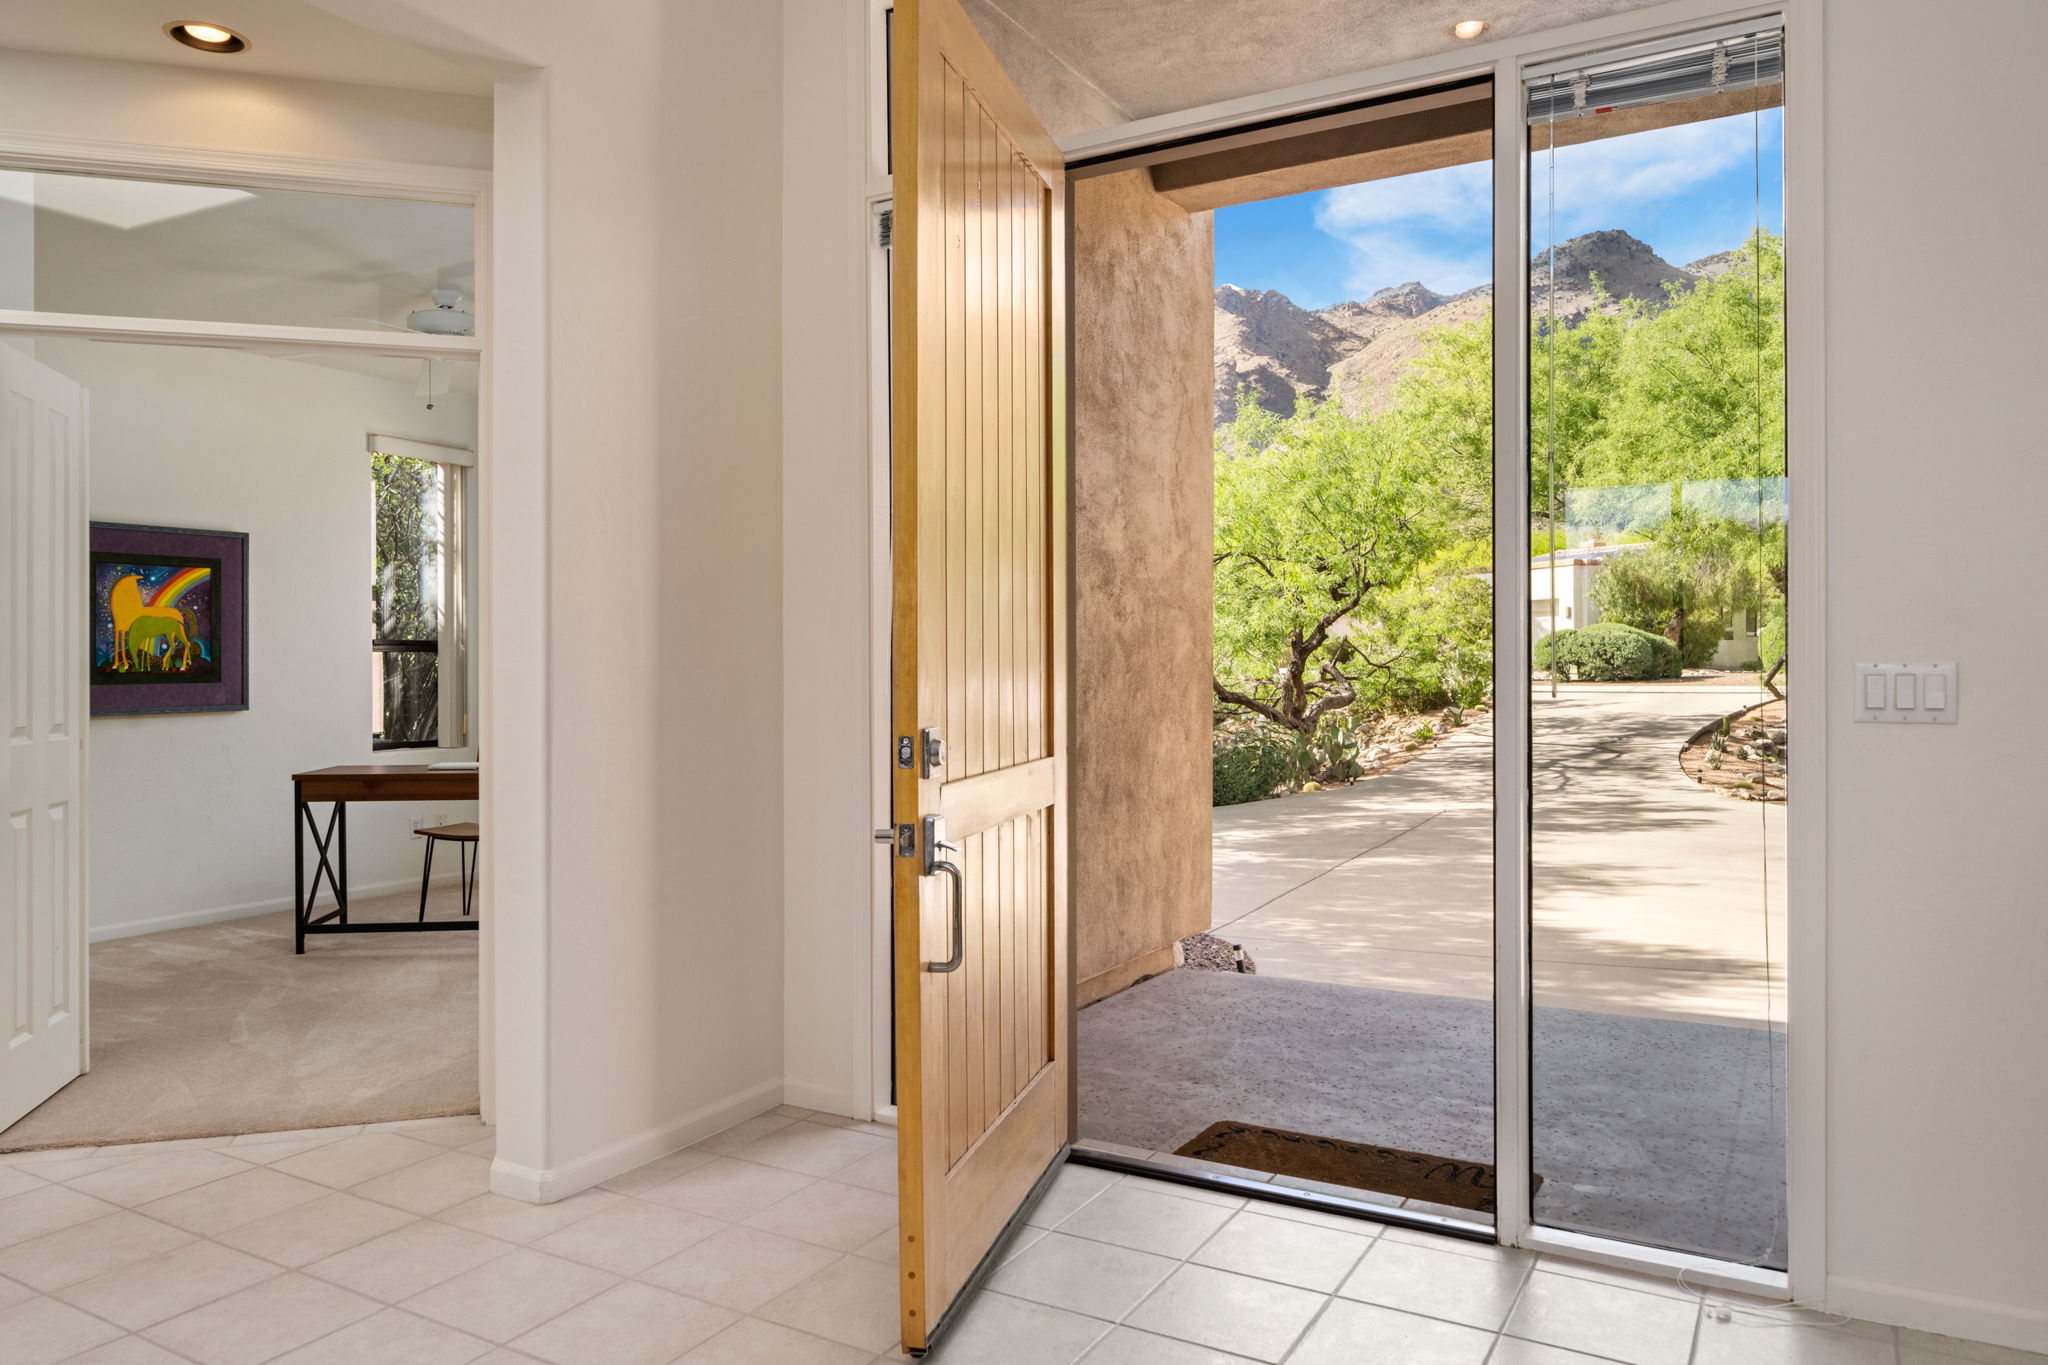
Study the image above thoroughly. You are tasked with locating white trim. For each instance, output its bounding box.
[1779,0,1826,1306]
[0,128,486,203]
[488,1077,783,1204]
[1526,1226,1789,1299]
[0,309,481,361]
[89,874,468,943]
[1056,0,1788,161]
[1825,1276,2048,1356]
[865,0,896,1125]
[1489,56,1533,1255]
[368,433,478,468]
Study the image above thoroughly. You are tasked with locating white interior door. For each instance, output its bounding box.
[1,343,88,1132]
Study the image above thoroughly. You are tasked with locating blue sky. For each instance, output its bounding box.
[1213,109,1784,309]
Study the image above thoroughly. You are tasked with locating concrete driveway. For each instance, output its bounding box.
[1209,682,1787,1028]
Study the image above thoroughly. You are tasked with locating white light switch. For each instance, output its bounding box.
[1856,662,1958,724]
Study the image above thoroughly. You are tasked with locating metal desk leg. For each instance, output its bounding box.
[294,781,306,954]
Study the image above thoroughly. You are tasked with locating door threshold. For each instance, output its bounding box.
[1066,1143,1497,1244]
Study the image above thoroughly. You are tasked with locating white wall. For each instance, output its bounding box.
[1820,0,2048,1346]
[314,0,793,1197]
[39,339,478,940]
[0,47,488,171]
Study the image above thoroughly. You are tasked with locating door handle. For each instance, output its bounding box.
[922,814,965,973]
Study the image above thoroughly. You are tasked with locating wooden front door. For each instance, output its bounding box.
[889,0,1068,1351]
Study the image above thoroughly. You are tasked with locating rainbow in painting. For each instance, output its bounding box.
[90,556,222,682]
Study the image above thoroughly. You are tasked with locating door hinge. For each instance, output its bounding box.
[874,205,893,249]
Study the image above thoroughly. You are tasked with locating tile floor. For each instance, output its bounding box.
[1,1111,2039,1365]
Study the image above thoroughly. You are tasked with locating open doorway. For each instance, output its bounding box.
[0,164,488,1152]
[1065,81,1503,1233]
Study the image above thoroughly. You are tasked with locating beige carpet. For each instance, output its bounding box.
[0,888,479,1151]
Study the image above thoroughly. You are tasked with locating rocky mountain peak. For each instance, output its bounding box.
[1531,229,1689,303]
[1363,281,1447,317]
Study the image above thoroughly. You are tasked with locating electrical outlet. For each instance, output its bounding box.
[409,816,427,838]
[433,812,448,828]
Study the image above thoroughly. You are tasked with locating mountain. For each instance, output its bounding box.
[1216,230,1729,424]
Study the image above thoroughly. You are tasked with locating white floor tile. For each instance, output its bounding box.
[641,1157,818,1223]
[1056,1185,1236,1259]
[270,1133,446,1190]
[1485,1335,1620,1363]
[833,1147,900,1195]
[1503,1270,1700,1365]
[599,1147,718,1197]
[1026,1166,1121,1228]
[136,1164,329,1236]
[434,1188,623,1244]
[57,1337,198,1364]
[990,1230,1179,1321]
[0,1163,48,1199]
[231,1126,363,1149]
[142,1271,381,1365]
[728,1123,894,1179]
[693,1114,803,1156]
[677,1316,875,1364]
[402,1247,619,1343]
[1338,1235,1530,1329]
[744,1179,899,1252]
[1899,1330,2048,1365]
[640,1226,842,1312]
[1289,1299,1496,1365]
[1190,1210,1374,1293]
[64,1149,251,1207]
[1077,1325,1261,1364]
[1693,1314,1899,1364]
[513,1280,738,1365]
[305,1218,518,1303]
[215,1190,418,1266]
[57,1239,282,1330]
[530,1198,725,1275]
[0,1209,195,1292]
[0,1185,126,1250]
[929,1291,1110,1365]
[352,1151,497,1215]
[267,1305,494,1364]
[0,1293,125,1364]
[1121,1264,1326,1363]
[755,1255,903,1353]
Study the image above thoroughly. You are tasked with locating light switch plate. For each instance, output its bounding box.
[1855,661,1957,724]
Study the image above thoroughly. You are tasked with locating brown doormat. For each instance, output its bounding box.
[1175,1121,1532,1213]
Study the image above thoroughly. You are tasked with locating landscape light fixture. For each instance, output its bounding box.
[164,21,249,53]
[1451,19,1489,39]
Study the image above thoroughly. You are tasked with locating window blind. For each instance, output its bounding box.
[1526,26,1782,124]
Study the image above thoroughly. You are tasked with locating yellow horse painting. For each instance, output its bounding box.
[107,568,210,672]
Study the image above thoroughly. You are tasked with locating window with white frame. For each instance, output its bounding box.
[369,435,470,749]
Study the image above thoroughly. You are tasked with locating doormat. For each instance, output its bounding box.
[1174,1121,1533,1213]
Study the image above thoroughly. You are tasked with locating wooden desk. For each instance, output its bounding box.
[293,765,480,953]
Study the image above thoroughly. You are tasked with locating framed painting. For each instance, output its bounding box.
[89,522,248,715]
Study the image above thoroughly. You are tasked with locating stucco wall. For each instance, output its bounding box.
[1072,170,1215,1005]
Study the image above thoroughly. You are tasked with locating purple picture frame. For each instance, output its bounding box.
[89,522,248,716]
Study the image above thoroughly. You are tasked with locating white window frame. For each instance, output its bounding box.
[369,433,477,752]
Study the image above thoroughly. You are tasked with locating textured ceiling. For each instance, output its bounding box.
[964,0,1677,134]
[0,0,490,95]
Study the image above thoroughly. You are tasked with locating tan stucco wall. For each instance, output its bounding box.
[1072,170,1216,1006]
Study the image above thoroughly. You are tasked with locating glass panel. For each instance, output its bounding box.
[0,167,473,332]
[1527,31,1787,1266]
[372,453,448,747]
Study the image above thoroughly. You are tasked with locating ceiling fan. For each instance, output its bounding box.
[336,289,474,336]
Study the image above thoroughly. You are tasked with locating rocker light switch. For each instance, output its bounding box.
[1856,662,1958,724]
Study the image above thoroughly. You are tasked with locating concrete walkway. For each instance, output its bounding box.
[1210,684,1786,1028]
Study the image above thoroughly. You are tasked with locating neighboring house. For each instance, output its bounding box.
[1524,542,1762,669]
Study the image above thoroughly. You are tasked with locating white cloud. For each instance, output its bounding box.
[1314,161,1492,297]
[1536,113,1779,238]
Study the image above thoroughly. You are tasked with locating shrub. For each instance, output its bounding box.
[1212,726,1294,806]
[1758,603,1786,674]
[1533,621,1680,681]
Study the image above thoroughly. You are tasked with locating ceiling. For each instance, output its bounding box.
[0,0,490,96]
[969,0,1675,131]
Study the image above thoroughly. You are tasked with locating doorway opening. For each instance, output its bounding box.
[0,163,489,1153]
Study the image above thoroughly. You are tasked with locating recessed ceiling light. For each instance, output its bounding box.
[164,21,249,54]
[1451,19,1489,40]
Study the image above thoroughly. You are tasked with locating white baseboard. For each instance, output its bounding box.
[1827,1275,2048,1354]
[90,874,466,943]
[782,1075,862,1119]
[489,1077,786,1205]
